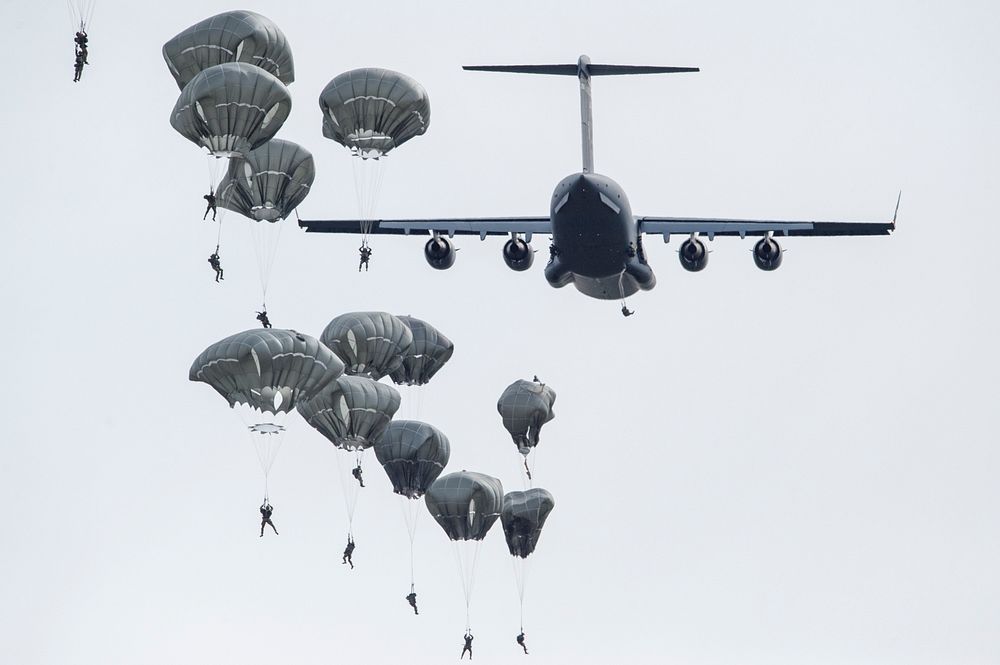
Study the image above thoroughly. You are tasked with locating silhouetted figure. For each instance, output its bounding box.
[208,252,224,282]
[532,375,540,383]
[73,52,85,82]
[516,632,528,654]
[259,502,278,537]
[523,457,532,481]
[461,632,474,660]
[621,304,634,317]
[358,244,372,272]
[74,31,88,48]
[204,190,217,221]
[406,592,418,615]
[342,536,355,568]
[352,463,365,487]
[256,311,272,328]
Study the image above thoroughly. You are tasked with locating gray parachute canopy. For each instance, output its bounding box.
[424,471,504,541]
[501,488,555,558]
[218,139,315,222]
[163,10,295,90]
[320,312,414,381]
[374,420,450,499]
[170,62,291,156]
[296,375,400,450]
[190,328,343,414]
[319,68,430,158]
[497,379,557,455]
[388,316,454,387]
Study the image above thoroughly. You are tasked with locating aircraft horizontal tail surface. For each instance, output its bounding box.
[463,63,699,76]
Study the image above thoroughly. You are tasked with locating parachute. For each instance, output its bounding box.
[190,329,343,498]
[375,420,450,595]
[426,471,504,631]
[376,420,450,499]
[501,489,555,559]
[297,375,401,451]
[217,139,315,222]
[162,10,294,90]
[320,312,414,381]
[389,316,454,387]
[170,62,291,157]
[297,375,400,539]
[501,489,555,634]
[426,471,504,541]
[190,328,342,413]
[319,68,430,158]
[318,68,430,244]
[498,379,557,455]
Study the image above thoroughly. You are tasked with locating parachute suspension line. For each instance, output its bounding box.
[451,540,483,632]
[398,496,420,589]
[66,0,96,31]
[333,447,361,538]
[350,152,389,244]
[248,218,285,309]
[511,556,533,634]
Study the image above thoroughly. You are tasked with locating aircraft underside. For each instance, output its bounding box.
[543,172,656,300]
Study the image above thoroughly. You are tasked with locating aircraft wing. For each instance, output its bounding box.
[637,216,895,240]
[298,217,551,239]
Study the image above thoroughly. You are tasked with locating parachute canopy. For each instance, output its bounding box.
[425,471,504,541]
[163,10,295,90]
[389,316,454,387]
[319,68,430,158]
[297,375,400,451]
[190,328,343,414]
[498,379,557,455]
[320,312,414,381]
[170,62,291,156]
[501,489,555,558]
[218,139,315,222]
[375,420,450,499]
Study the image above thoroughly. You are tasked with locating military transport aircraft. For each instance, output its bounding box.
[300,55,897,303]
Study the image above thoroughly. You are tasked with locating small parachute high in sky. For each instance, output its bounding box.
[375,420,450,594]
[170,62,291,157]
[190,328,343,498]
[318,68,430,244]
[389,316,454,387]
[498,378,557,458]
[162,10,295,90]
[426,471,504,631]
[501,488,555,633]
[321,312,414,381]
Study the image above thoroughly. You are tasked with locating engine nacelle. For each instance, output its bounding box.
[753,237,783,271]
[678,237,708,272]
[424,236,456,270]
[502,238,534,271]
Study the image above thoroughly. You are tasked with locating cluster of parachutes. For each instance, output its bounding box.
[170,9,554,645]
[189,311,558,636]
[163,11,316,309]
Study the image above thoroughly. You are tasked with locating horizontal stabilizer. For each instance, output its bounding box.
[463,64,579,75]
[589,64,699,75]
[463,63,699,76]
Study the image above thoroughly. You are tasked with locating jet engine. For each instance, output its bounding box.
[753,237,782,271]
[678,237,708,272]
[424,236,456,270]
[502,237,534,271]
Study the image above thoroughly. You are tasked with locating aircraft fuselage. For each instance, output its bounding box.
[543,172,656,300]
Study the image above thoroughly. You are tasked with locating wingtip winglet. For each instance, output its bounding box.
[892,190,902,230]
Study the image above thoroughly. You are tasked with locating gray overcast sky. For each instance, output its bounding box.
[2,1,999,663]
